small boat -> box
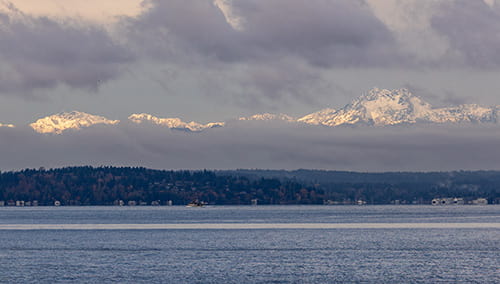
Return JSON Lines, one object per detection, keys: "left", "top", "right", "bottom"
{"left": 186, "top": 200, "right": 206, "bottom": 207}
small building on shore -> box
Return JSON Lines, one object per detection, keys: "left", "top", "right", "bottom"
{"left": 432, "top": 198, "right": 464, "bottom": 205}
{"left": 471, "top": 198, "right": 488, "bottom": 205}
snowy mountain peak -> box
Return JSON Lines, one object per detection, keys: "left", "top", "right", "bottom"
{"left": 0, "top": 123, "right": 15, "bottom": 128}
{"left": 344, "top": 87, "right": 434, "bottom": 126}
{"left": 30, "top": 111, "right": 120, "bottom": 134}
{"left": 431, "top": 104, "right": 497, "bottom": 123}
{"left": 298, "top": 88, "right": 497, "bottom": 127}
{"left": 18, "top": 88, "right": 500, "bottom": 134}
{"left": 297, "top": 108, "right": 336, "bottom": 125}
{"left": 128, "top": 113, "right": 225, "bottom": 132}
{"left": 239, "top": 113, "right": 295, "bottom": 122}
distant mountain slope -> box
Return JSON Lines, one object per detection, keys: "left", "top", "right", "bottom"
{"left": 26, "top": 88, "right": 500, "bottom": 134}
{"left": 220, "top": 169, "right": 453, "bottom": 184}
{"left": 297, "top": 108, "right": 336, "bottom": 125}
{"left": 220, "top": 169, "right": 500, "bottom": 202}
{"left": 0, "top": 123, "right": 14, "bottom": 128}
{"left": 128, "top": 113, "right": 225, "bottom": 132}
{"left": 297, "top": 88, "right": 498, "bottom": 127}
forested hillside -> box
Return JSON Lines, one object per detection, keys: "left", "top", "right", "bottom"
{"left": 223, "top": 169, "right": 500, "bottom": 204}
{"left": 0, "top": 167, "right": 498, "bottom": 205}
{"left": 0, "top": 167, "right": 322, "bottom": 205}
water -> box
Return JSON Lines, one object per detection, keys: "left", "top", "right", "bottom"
{"left": 0, "top": 206, "right": 498, "bottom": 283}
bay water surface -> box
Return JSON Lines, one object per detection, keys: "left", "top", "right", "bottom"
{"left": 0, "top": 205, "right": 498, "bottom": 283}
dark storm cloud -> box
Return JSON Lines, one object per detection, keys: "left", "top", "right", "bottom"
{"left": 432, "top": 0, "right": 500, "bottom": 68}
{"left": 121, "top": 0, "right": 401, "bottom": 105}
{"left": 127, "top": 0, "right": 500, "bottom": 70}
{"left": 129, "top": 0, "right": 397, "bottom": 66}
{"left": 125, "top": 0, "right": 235, "bottom": 62}
{"left": 2, "top": 122, "right": 500, "bottom": 172}
{"left": 0, "top": 5, "right": 134, "bottom": 96}
{"left": 235, "top": 0, "right": 398, "bottom": 67}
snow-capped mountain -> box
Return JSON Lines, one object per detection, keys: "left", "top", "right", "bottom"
{"left": 128, "top": 113, "right": 225, "bottom": 132}
{"left": 238, "top": 113, "right": 295, "bottom": 122}
{"left": 30, "top": 111, "right": 120, "bottom": 134}
{"left": 297, "top": 88, "right": 498, "bottom": 127}
{"left": 24, "top": 88, "right": 500, "bottom": 135}
{"left": 0, "top": 123, "right": 14, "bottom": 128}
{"left": 430, "top": 104, "right": 497, "bottom": 123}
{"left": 297, "top": 108, "right": 336, "bottom": 125}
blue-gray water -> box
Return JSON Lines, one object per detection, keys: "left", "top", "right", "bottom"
{"left": 0, "top": 206, "right": 498, "bottom": 283}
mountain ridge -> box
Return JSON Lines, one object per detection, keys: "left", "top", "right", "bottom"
{"left": 29, "top": 111, "right": 119, "bottom": 134}
{"left": 128, "top": 113, "right": 225, "bottom": 132}
{"left": 26, "top": 88, "right": 500, "bottom": 134}
{"left": 0, "top": 123, "right": 14, "bottom": 128}
{"left": 298, "top": 88, "right": 498, "bottom": 127}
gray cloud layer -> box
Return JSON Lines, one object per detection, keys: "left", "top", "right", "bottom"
{"left": 127, "top": 0, "right": 500, "bottom": 68}
{"left": 1, "top": 0, "right": 500, "bottom": 101}
{"left": 432, "top": 0, "right": 500, "bottom": 68}
{"left": 129, "top": 0, "right": 396, "bottom": 66}
{"left": 2, "top": 122, "right": 500, "bottom": 172}
{"left": 121, "top": 0, "right": 500, "bottom": 106}
{"left": 0, "top": 3, "right": 134, "bottom": 97}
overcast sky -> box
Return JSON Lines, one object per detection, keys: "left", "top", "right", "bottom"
{"left": 1, "top": 0, "right": 500, "bottom": 171}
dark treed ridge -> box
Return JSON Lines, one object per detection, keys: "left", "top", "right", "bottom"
{"left": 0, "top": 167, "right": 499, "bottom": 205}
{"left": 0, "top": 167, "right": 323, "bottom": 206}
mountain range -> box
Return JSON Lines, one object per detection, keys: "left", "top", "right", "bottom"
{"left": 29, "top": 111, "right": 120, "bottom": 134}
{"left": 6, "top": 88, "right": 499, "bottom": 134}
{"left": 295, "top": 88, "right": 498, "bottom": 127}
{"left": 128, "top": 113, "right": 225, "bottom": 132}
{"left": 0, "top": 123, "right": 14, "bottom": 128}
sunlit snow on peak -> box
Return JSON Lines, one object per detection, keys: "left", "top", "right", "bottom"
{"left": 297, "top": 88, "right": 498, "bottom": 127}
{"left": 30, "top": 111, "right": 119, "bottom": 134}
{"left": 0, "top": 123, "right": 15, "bottom": 128}
{"left": 128, "top": 113, "right": 225, "bottom": 132}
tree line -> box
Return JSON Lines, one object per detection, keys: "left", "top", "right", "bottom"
{"left": 0, "top": 167, "right": 498, "bottom": 205}
{"left": 0, "top": 167, "right": 323, "bottom": 205}
{"left": 223, "top": 169, "right": 500, "bottom": 204}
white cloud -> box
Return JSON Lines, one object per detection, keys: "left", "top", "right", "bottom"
{"left": 483, "top": 0, "right": 496, "bottom": 8}
{"left": 366, "top": 0, "right": 453, "bottom": 63}
{"left": 213, "top": 0, "right": 245, "bottom": 31}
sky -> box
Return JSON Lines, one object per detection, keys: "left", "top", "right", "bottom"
{"left": 1, "top": 0, "right": 500, "bottom": 171}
